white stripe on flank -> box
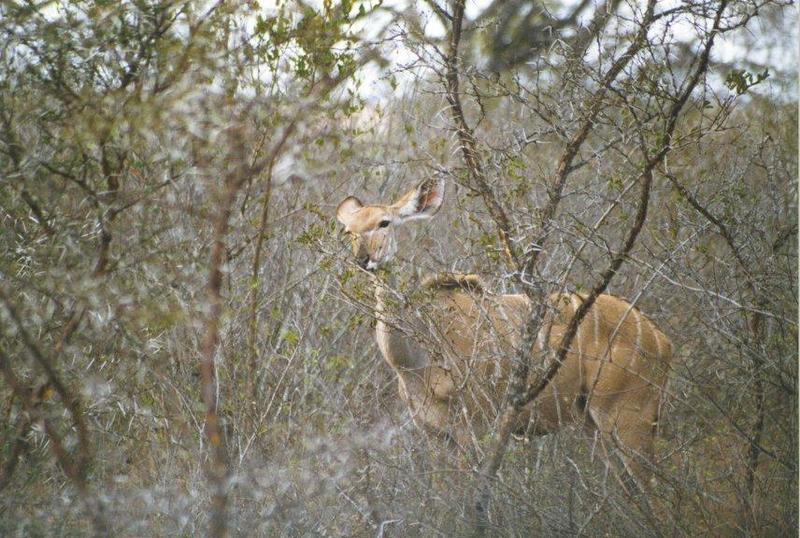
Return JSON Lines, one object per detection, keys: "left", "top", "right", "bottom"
{"left": 652, "top": 321, "right": 663, "bottom": 357}
{"left": 536, "top": 324, "right": 547, "bottom": 351}
{"left": 593, "top": 305, "right": 600, "bottom": 348}
{"left": 570, "top": 295, "right": 583, "bottom": 357}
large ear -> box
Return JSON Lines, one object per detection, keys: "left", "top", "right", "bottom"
{"left": 392, "top": 175, "right": 445, "bottom": 220}
{"left": 336, "top": 196, "right": 363, "bottom": 227}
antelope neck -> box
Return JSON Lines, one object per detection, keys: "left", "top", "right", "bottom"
{"left": 369, "top": 269, "right": 427, "bottom": 372}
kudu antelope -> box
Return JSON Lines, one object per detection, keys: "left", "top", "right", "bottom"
{"left": 336, "top": 176, "right": 672, "bottom": 483}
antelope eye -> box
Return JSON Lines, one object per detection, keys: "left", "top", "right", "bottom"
{"left": 378, "top": 220, "right": 391, "bottom": 228}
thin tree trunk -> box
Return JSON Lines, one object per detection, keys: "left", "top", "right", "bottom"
{"left": 199, "top": 172, "right": 241, "bottom": 538}
{"left": 248, "top": 175, "right": 274, "bottom": 401}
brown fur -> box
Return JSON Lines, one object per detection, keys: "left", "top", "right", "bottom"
{"left": 380, "top": 286, "right": 672, "bottom": 483}
{"left": 337, "top": 178, "right": 673, "bottom": 484}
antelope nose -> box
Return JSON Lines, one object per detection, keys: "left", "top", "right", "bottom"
{"left": 358, "top": 255, "right": 370, "bottom": 269}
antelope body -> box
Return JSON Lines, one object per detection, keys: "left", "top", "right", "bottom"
{"left": 337, "top": 177, "right": 672, "bottom": 480}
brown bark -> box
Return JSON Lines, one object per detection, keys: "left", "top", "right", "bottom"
{"left": 199, "top": 127, "right": 248, "bottom": 537}
{"left": 444, "top": 0, "right": 520, "bottom": 272}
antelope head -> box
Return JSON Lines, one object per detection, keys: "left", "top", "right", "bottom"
{"left": 336, "top": 176, "right": 445, "bottom": 271}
